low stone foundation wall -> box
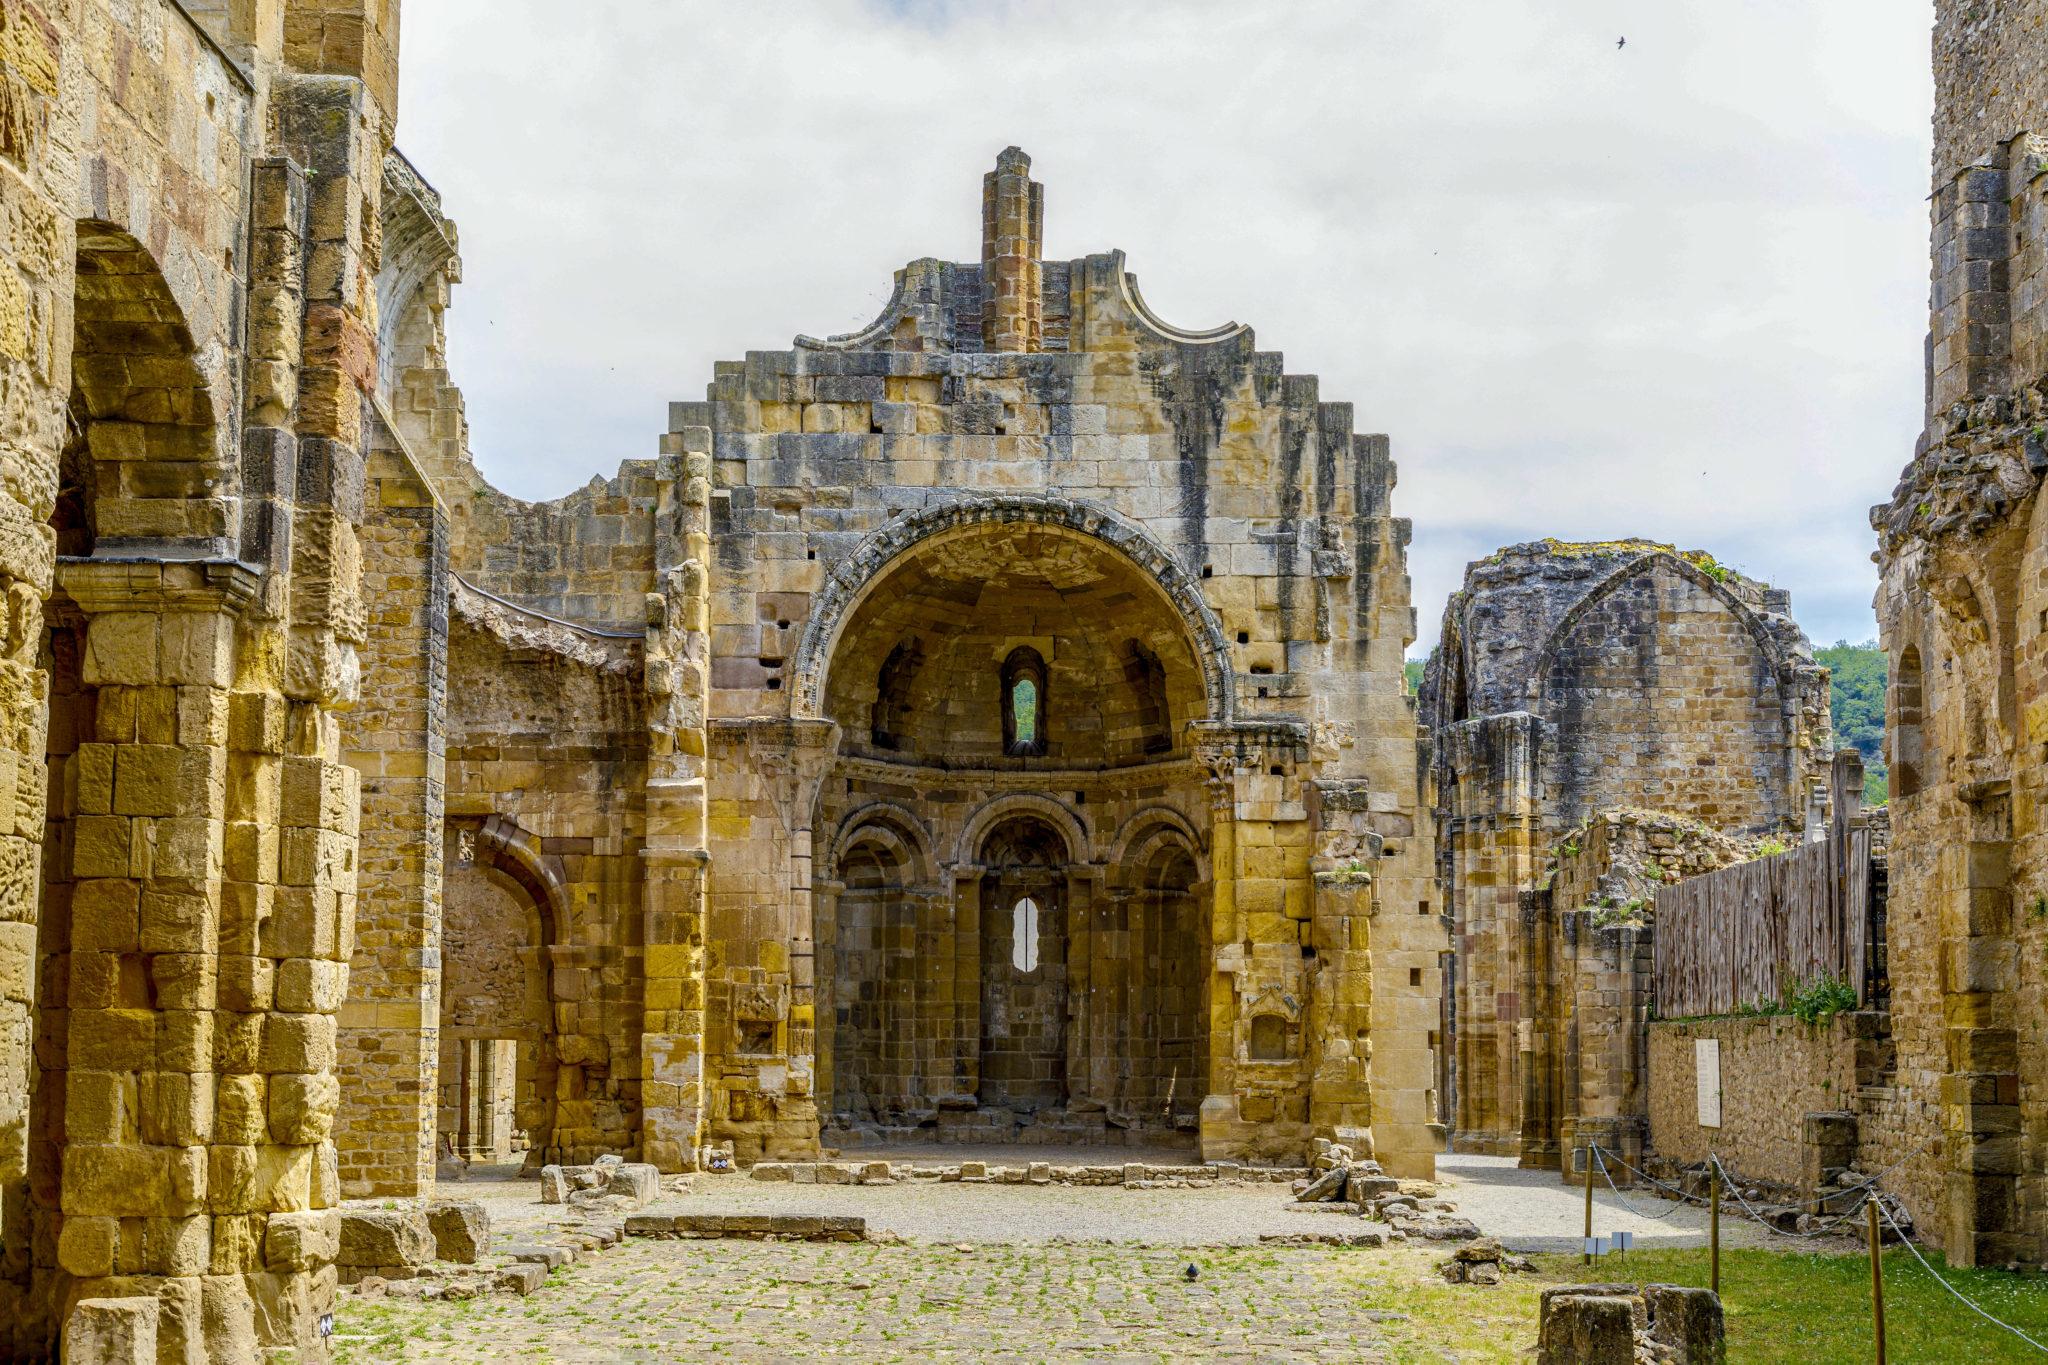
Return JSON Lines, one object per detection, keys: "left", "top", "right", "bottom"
{"left": 1647, "top": 1015, "right": 1884, "bottom": 1189}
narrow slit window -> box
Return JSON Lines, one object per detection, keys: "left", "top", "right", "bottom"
{"left": 1012, "top": 677, "right": 1037, "bottom": 746}
{"left": 1001, "top": 646, "right": 1048, "bottom": 757}
{"left": 1013, "top": 897, "right": 1040, "bottom": 973}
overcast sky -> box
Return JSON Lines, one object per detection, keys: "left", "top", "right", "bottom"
{"left": 395, "top": 0, "right": 1934, "bottom": 655}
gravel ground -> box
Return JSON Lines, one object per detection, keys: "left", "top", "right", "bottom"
{"left": 426, "top": 1148, "right": 1861, "bottom": 1255}
{"left": 1433, "top": 1153, "right": 1868, "bottom": 1255}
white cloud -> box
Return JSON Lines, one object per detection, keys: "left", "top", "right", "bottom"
{"left": 395, "top": 0, "right": 1933, "bottom": 652}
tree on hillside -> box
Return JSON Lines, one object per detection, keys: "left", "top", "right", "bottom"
{"left": 1817, "top": 640, "right": 1888, "bottom": 805}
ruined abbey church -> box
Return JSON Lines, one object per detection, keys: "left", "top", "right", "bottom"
{"left": 0, "top": 4, "right": 1453, "bottom": 1356}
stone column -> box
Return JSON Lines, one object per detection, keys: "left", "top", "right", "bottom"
{"left": 810, "top": 878, "right": 842, "bottom": 1123}
{"left": 1198, "top": 767, "right": 1241, "bottom": 1157}
{"left": 949, "top": 867, "right": 985, "bottom": 1105}
{"left": 640, "top": 428, "right": 713, "bottom": 1172}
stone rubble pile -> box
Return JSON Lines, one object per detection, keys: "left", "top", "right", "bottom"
{"left": 1290, "top": 1149, "right": 1480, "bottom": 1241}
{"left": 540, "top": 1153, "right": 663, "bottom": 1211}
{"left": 1436, "top": 1237, "right": 1535, "bottom": 1284}
{"left": 1535, "top": 1283, "right": 1725, "bottom": 1365}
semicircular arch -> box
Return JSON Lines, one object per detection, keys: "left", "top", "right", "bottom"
{"left": 953, "top": 792, "right": 1090, "bottom": 868}
{"left": 789, "top": 496, "right": 1235, "bottom": 727}
{"left": 1105, "top": 805, "right": 1208, "bottom": 883}
{"left": 829, "top": 801, "right": 939, "bottom": 887}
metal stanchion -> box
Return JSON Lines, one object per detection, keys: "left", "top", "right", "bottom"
{"left": 1583, "top": 1143, "right": 1597, "bottom": 1266}
{"left": 1868, "top": 1196, "right": 1888, "bottom": 1365}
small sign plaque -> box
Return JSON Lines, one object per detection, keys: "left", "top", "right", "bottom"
{"left": 1696, "top": 1038, "right": 1722, "bottom": 1128}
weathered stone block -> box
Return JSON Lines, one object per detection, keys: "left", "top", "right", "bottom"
{"left": 1646, "top": 1284, "right": 1725, "bottom": 1364}
{"left": 426, "top": 1201, "right": 491, "bottom": 1262}
{"left": 265, "top": 1209, "right": 341, "bottom": 1272}
{"left": 63, "top": 1296, "right": 158, "bottom": 1365}
{"left": 606, "top": 1163, "right": 659, "bottom": 1204}
{"left": 336, "top": 1210, "right": 432, "bottom": 1269}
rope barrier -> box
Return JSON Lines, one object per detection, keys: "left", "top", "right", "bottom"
{"left": 1712, "top": 1156, "right": 1874, "bottom": 1241}
{"left": 1879, "top": 1204, "right": 2048, "bottom": 1355}
{"left": 1592, "top": 1147, "right": 1697, "bottom": 1222}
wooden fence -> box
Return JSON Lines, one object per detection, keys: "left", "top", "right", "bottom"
{"left": 1652, "top": 830, "right": 1872, "bottom": 1018}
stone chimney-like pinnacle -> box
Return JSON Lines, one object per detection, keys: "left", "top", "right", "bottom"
{"left": 981, "top": 147, "right": 1043, "bottom": 353}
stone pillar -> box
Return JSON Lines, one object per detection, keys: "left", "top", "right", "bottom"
{"left": 334, "top": 440, "right": 448, "bottom": 1198}
{"left": 1940, "top": 795, "right": 2025, "bottom": 1266}
{"left": 56, "top": 559, "right": 353, "bottom": 1361}
{"left": 1307, "top": 870, "right": 1375, "bottom": 1155}
{"left": 950, "top": 867, "right": 984, "bottom": 1105}
{"left": 1199, "top": 772, "right": 1241, "bottom": 1156}
{"left": 811, "top": 878, "right": 842, "bottom": 1120}
{"left": 980, "top": 147, "right": 1043, "bottom": 354}
{"left": 640, "top": 427, "right": 714, "bottom": 1172}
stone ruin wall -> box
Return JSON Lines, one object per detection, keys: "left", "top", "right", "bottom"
{"left": 1423, "top": 541, "right": 1829, "bottom": 1170}
{"left": 0, "top": 1, "right": 405, "bottom": 1358}
{"left": 1867, "top": 0, "right": 2048, "bottom": 1264}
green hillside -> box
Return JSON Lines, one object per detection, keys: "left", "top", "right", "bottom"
{"left": 1405, "top": 659, "right": 1425, "bottom": 695}
{"left": 1817, "top": 640, "right": 1888, "bottom": 805}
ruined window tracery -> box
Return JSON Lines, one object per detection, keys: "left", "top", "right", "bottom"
{"left": 1002, "top": 646, "right": 1048, "bottom": 756}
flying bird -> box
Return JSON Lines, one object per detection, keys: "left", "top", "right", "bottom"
{"left": 1617, "top": 36, "right": 1626, "bottom": 49}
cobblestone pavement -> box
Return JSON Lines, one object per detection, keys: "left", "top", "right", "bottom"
{"left": 332, "top": 1238, "right": 1542, "bottom": 1364}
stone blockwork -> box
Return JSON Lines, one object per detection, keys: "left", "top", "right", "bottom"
{"left": 1421, "top": 541, "right": 1829, "bottom": 1171}
{"left": 0, "top": 1, "right": 404, "bottom": 1359}
{"left": 317, "top": 146, "right": 1448, "bottom": 1195}
{"left": 1867, "top": 0, "right": 2048, "bottom": 1266}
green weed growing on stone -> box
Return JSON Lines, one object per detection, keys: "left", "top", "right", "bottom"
{"left": 1785, "top": 971, "right": 1858, "bottom": 1025}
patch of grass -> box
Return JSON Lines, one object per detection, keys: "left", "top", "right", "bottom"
{"left": 1544, "top": 1246, "right": 2048, "bottom": 1365}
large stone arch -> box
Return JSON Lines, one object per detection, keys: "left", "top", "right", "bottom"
{"left": 61, "top": 221, "right": 230, "bottom": 559}
{"left": 1527, "top": 551, "right": 1798, "bottom": 700}
{"left": 828, "top": 800, "right": 940, "bottom": 888}
{"left": 789, "top": 496, "right": 1235, "bottom": 727}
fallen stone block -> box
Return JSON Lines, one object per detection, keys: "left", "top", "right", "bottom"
{"left": 860, "top": 1161, "right": 893, "bottom": 1184}
{"left": 65, "top": 1297, "right": 158, "bottom": 1365}
{"left": 1414, "top": 1219, "right": 1484, "bottom": 1241}
{"left": 606, "top": 1162, "right": 661, "bottom": 1203}
{"left": 500, "top": 1244, "right": 572, "bottom": 1270}
{"left": 595, "top": 1153, "right": 624, "bottom": 1168}
{"left": 494, "top": 1264, "right": 547, "bottom": 1297}
{"left": 540, "top": 1165, "right": 569, "bottom": 1203}
{"left": 1028, "top": 1162, "right": 1051, "bottom": 1184}
{"left": 339, "top": 1211, "right": 433, "bottom": 1272}
{"left": 1296, "top": 1165, "right": 1347, "bottom": 1202}
{"left": 1453, "top": 1237, "right": 1506, "bottom": 1263}
{"left": 427, "top": 1201, "right": 492, "bottom": 1263}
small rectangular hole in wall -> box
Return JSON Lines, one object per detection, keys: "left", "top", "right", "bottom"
{"left": 1428, "top": 1030, "right": 1441, "bottom": 1048}
{"left": 1409, "top": 967, "right": 1422, "bottom": 986}
{"left": 1074, "top": 791, "right": 1086, "bottom": 805}
{"left": 766, "top": 678, "right": 782, "bottom": 690}
{"left": 1257, "top": 687, "right": 1268, "bottom": 698}
{"left": 1418, "top": 900, "right": 1430, "bottom": 915}
{"left": 1249, "top": 664, "right": 1273, "bottom": 675}
{"left": 737, "top": 1019, "right": 777, "bottom": 1055}
{"left": 808, "top": 549, "right": 817, "bottom": 560}
{"left": 1201, "top": 565, "right": 1213, "bottom": 578}
{"left": 758, "top": 658, "right": 784, "bottom": 669}
{"left": 1236, "top": 631, "right": 1249, "bottom": 644}
{"left": 1269, "top": 766, "right": 1284, "bottom": 776}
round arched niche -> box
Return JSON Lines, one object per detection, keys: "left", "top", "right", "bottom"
{"left": 819, "top": 518, "right": 1210, "bottom": 769}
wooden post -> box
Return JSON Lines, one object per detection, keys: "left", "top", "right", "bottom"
{"left": 1868, "top": 1196, "right": 1888, "bottom": 1365}
{"left": 1583, "top": 1141, "right": 1597, "bottom": 1265}
{"left": 1709, "top": 1160, "right": 1721, "bottom": 1296}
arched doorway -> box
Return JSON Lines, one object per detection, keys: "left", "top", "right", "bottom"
{"left": 977, "top": 815, "right": 1071, "bottom": 1113}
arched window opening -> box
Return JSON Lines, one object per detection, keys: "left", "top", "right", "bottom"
{"left": 870, "top": 635, "right": 924, "bottom": 751}
{"left": 1002, "top": 646, "right": 1048, "bottom": 757}
{"left": 1248, "top": 1014, "right": 1290, "bottom": 1061}
{"left": 1013, "top": 896, "right": 1040, "bottom": 972}
{"left": 1123, "top": 639, "right": 1173, "bottom": 755}
{"left": 1892, "top": 644, "right": 1923, "bottom": 799}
